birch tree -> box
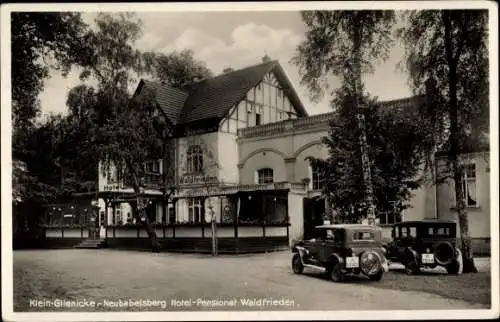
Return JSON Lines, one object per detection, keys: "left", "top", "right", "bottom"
{"left": 292, "top": 10, "right": 396, "bottom": 223}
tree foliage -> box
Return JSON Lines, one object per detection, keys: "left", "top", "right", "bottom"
{"left": 11, "top": 12, "right": 89, "bottom": 210}
{"left": 398, "top": 10, "right": 489, "bottom": 152}
{"left": 142, "top": 49, "right": 213, "bottom": 88}
{"left": 292, "top": 10, "right": 395, "bottom": 102}
{"left": 11, "top": 12, "right": 87, "bottom": 130}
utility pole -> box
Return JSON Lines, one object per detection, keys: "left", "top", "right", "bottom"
{"left": 352, "top": 15, "right": 376, "bottom": 225}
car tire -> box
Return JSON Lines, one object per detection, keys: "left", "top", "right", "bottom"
{"left": 292, "top": 254, "right": 304, "bottom": 274}
{"left": 369, "top": 270, "right": 384, "bottom": 281}
{"left": 446, "top": 259, "right": 460, "bottom": 275}
{"left": 328, "top": 262, "right": 345, "bottom": 282}
{"left": 404, "top": 264, "right": 420, "bottom": 275}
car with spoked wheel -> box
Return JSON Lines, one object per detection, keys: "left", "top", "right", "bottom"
{"left": 384, "top": 220, "right": 463, "bottom": 275}
{"left": 291, "top": 224, "right": 389, "bottom": 282}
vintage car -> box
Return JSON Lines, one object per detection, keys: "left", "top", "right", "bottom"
{"left": 384, "top": 220, "right": 462, "bottom": 275}
{"left": 291, "top": 224, "right": 389, "bottom": 282}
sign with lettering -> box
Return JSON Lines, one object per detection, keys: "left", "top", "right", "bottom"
{"left": 179, "top": 175, "right": 218, "bottom": 185}
{"left": 102, "top": 184, "right": 124, "bottom": 191}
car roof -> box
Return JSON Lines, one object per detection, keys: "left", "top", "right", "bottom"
{"left": 393, "top": 219, "right": 456, "bottom": 226}
{"left": 315, "top": 224, "right": 382, "bottom": 230}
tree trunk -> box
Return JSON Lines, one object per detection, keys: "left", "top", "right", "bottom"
{"left": 443, "top": 11, "right": 477, "bottom": 273}
{"left": 128, "top": 167, "right": 161, "bottom": 252}
{"left": 352, "top": 15, "right": 376, "bottom": 224}
{"left": 132, "top": 200, "right": 161, "bottom": 252}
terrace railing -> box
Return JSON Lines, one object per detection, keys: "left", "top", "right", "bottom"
{"left": 238, "top": 113, "right": 334, "bottom": 138}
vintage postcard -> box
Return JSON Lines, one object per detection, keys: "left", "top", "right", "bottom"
{"left": 1, "top": 1, "right": 498, "bottom": 321}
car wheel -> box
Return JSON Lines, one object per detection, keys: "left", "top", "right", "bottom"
{"left": 369, "top": 270, "right": 384, "bottom": 281}
{"left": 329, "top": 262, "right": 345, "bottom": 282}
{"left": 292, "top": 254, "right": 304, "bottom": 274}
{"left": 446, "top": 259, "right": 460, "bottom": 275}
{"left": 404, "top": 264, "right": 420, "bottom": 275}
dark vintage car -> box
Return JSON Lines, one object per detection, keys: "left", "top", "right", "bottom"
{"left": 291, "top": 224, "right": 389, "bottom": 282}
{"left": 384, "top": 220, "right": 462, "bottom": 275}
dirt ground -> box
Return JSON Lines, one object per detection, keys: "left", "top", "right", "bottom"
{"left": 13, "top": 249, "right": 491, "bottom": 312}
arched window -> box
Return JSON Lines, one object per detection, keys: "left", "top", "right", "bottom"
{"left": 257, "top": 168, "right": 274, "bottom": 184}
{"left": 187, "top": 145, "right": 203, "bottom": 173}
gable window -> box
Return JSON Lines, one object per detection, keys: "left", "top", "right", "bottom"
{"left": 187, "top": 197, "right": 203, "bottom": 223}
{"left": 311, "top": 165, "right": 325, "bottom": 191}
{"left": 461, "top": 163, "right": 477, "bottom": 206}
{"left": 257, "top": 168, "right": 274, "bottom": 184}
{"left": 187, "top": 145, "right": 203, "bottom": 173}
{"left": 255, "top": 113, "right": 262, "bottom": 125}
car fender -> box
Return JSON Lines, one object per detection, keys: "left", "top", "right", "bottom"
{"left": 403, "top": 247, "right": 419, "bottom": 266}
{"left": 375, "top": 251, "right": 390, "bottom": 272}
{"left": 328, "top": 253, "right": 344, "bottom": 266}
{"left": 293, "top": 246, "right": 308, "bottom": 265}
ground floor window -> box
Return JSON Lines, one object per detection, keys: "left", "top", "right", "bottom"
{"left": 188, "top": 197, "right": 203, "bottom": 223}
{"left": 264, "top": 197, "right": 288, "bottom": 224}
{"left": 461, "top": 163, "right": 477, "bottom": 207}
{"left": 238, "top": 195, "right": 288, "bottom": 224}
{"left": 116, "top": 209, "right": 122, "bottom": 225}
{"left": 377, "top": 212, "right": 402, "bottom": 225}
{"left": 168, "top": 205, "right": 176, "bottom": 224}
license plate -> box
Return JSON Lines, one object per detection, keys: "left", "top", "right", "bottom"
{"left": 422, "top": 253, "right": 434, "bottom": 264}
{"left": 346, "top": 256, "right": 359, "bottom": 268}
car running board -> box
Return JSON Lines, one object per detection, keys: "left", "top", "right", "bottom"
{"left": 303, "top": 263, "right": 327, "bottom": 272}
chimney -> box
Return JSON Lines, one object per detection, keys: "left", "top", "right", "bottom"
{"left": 262, "top": 53, "right": 271, "bottom": 63}
{"left": 223, "top": 67, "right": 234, "bottom": 74}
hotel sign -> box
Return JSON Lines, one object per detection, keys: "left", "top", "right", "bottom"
{"left": 102, "top": 183, "right": 125, "bottom": 191}
{"left": 179, "top": 175, "right": 218, "bottom": 185}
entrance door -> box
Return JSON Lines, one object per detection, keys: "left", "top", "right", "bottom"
{"left": 303, "top": 197, "right": 325, "bottom": 239}
{"left": 145, "top": 202, "right": 156, "bottom": 223}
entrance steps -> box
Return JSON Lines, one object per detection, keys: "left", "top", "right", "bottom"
{"left": 74, "top": 238, "right": 106, "bottom": 249}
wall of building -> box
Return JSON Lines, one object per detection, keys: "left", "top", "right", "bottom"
{"left": 238, "top": 123, "right": 329, "bottom": 184}
{"left": 402, "top": 161, "right": 438, "bottom": 222}
{"left": 177, "top": 132, "right": 219, "bottom": 178}
{"left": 217, "top": 132, "right": 239, "bottom": 185}
{"left": 436, "top": 152, "right": 491, "bottom": 240}
{"left": 288, "top": 192, "right": 304, "bottom": 245}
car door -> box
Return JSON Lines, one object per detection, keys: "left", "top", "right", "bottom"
{"left": 317, "top": 229, "right": 337, "bottom": 263}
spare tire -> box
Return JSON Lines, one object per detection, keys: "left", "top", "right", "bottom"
{"left": 433, "top": 242, "right": 455, "bottom": 265}
{"left": 360, "top": 251, "right": 382, "bottom": 276}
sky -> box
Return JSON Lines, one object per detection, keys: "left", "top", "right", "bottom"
{"left": 39, "top": 11, "right": 413, "bottom": 118}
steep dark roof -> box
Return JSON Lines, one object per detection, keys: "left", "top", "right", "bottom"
{"left": 138, "top": 60, "right": 308, "bottom": 126}
{"left": 137, "top": 79, "right": 188, "bottom": 125}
